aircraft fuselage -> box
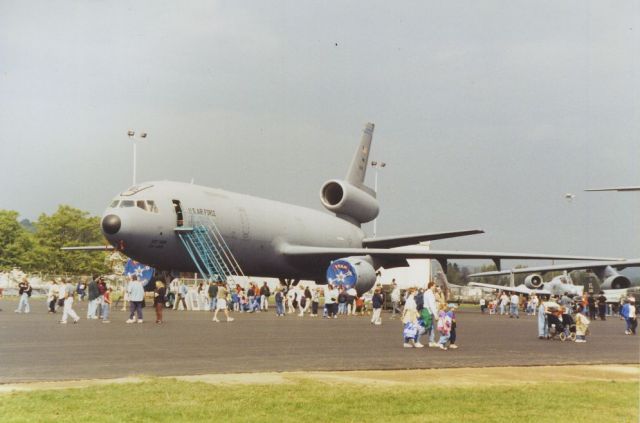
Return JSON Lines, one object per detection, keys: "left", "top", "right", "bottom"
{"left": 101, "top": 181, "right": 364, "bottom": 281}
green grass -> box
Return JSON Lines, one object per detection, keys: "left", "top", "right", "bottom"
{"left": 0, "top": 379, "right": 637, "bottom": 422}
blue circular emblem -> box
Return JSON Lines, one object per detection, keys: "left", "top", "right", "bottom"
{"left": 326, "top": 259, "right": 357, "bottom": 288}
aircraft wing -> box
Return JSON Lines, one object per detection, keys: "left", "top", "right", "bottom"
{"left": 468, "top": 281, "right": 549, "bottom": 295}
{"left": 361, "top": 229, "right": 484, "bottom": 249}
{"left": 280, "top": 244, "right": 622, "bottom": 269}
{"left": 469, "top": 258, "right": 640, "bottom": 277}
{"left": 585, "top": 186, "right": 640, "bottom": 192}
{"left": 61, "top": 245, "right": 115, "bottom": 251}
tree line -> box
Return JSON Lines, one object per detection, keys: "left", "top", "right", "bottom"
{"left": 0, "top": 205, "right": 110, "bottom": 275}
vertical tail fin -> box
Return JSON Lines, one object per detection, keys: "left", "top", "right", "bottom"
{"left": 345, "top": 123, "right": 375, "bottom": 189}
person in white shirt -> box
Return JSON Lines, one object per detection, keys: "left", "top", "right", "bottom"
{"left": 423, "top": 282, "right": 439, "bottom": 347}
{"left": 287, "top": 286, "right": 297, "bottom": 314}
{"left": 401, "top": 288, "right": 423, "bottom": 348}
{"left": 530, "top": 295, "right": 539, "bottom": 316}
{"left": 324, "top": 284, "right": 339, "bottom": 318}
{"left": 47, "top": 281, "right": 59, "bottom": 314}
{"left": 390, "top": 280, "right": 401, "bottom": 318}
{"left": 126, "top": 276, "right": 145, "bottom": 323}
{"left": 510, "top": 293, "right": 520, "bottom": 319}
{"left": 346, "top": 287, "right": 357, "bottom": 316}
{"left": 59, "top": 280, "right": 80, "bottom": 324}
{"left": 499, "top": 293, "right": 509, "bottom": 315}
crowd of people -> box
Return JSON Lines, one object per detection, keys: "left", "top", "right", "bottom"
{"left": 400, "top": 282, "right": 457, "bottom": 350}
{"left": 10, "top": 275, "right": 640, "bottom": 349}
{"left": 24, "top": 276, "right": 395, "bottom": 326}
{"left": 479, "top": 290, "right": 638, "bottom": 343}
{"left": 481, "top": 291, "right": 619, "bottom": 322}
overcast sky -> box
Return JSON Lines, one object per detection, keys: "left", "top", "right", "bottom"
{"left": 1, "top": 1, "right": 638, "bottom": 264}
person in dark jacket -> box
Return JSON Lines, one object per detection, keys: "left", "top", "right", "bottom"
{"left": 87, "top": 277, "right": 101, "bottom": 319}
{"left": 260, "top": 282, "right": 271, "bottom": 311}
{"left": 587, "top": 293, "right": 597, "bottom": 320}
{"left": 371, "top": 287, "right": 383, "bottom": 325}
{"left": 154, "top": 281, "right": 167, "bottom": 323}
{"left": 597, "top": 292, "right": 607, "bottom": 321}
{"left": 208, "top": 282, "right": 218, "bottom": 312}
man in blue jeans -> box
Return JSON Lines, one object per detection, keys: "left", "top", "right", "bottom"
{"left": 208, "top": 281, "right": 218, "bottom": 312}
{"left": 126, "top": 276, "right": 145, "bottom": 323}
{"left": 274, "top": 288, "right": 285, "bottom": 316}
{"left": 510, "top": 293, "right": 520, "bottom": 319}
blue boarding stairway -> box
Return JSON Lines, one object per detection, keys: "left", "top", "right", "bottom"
{"left": 175, "top": 216, "right": 246, "bottom": 288}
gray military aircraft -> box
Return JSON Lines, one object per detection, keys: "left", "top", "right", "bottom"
{"left": 87, "top": 123, "right": 621, "bottom": 295}
{"left": 469, "top": 259, "right": 640, "bottom": 300}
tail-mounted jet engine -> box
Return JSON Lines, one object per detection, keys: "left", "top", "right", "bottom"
{"left": 320, "top": 180, "right": 379, "bottom": 224}
{"left": 326, "top": 257, "right": 377, "bottom": 296}
{"left": 524, "top": 274, "right": 544, "bottom": 290}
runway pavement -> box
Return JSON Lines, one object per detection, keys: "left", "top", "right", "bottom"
{"left": 0, "top": 299, "right": 638, "bottom": 383}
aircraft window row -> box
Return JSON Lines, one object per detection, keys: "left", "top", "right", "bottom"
{"left": 110, "top": 200, "right": 159, "bottom": 213}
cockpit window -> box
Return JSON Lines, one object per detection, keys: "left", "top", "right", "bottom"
{"left": 147, "top": 200, "right": 158, "bottom": 213}
{"left": 121, "top": 184, "right": 153, "bottom": 196}
{"left": 116, "top": 199, "right": 158, "bottom": 213}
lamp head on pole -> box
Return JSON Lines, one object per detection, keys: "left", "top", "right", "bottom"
{"left": 127, "top": 130, "right": 135, "bottom": 138}
{"left": 140, "top": 132, "right": 147, "bottom": 139}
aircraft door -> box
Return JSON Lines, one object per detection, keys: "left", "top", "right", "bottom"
{"left": 172, "top": 200, "right": 184, "bottom": 227}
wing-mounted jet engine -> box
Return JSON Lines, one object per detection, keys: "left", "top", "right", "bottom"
{"left": 326, "top": 257, "right": 377, "bottom": 295}
{"left": 601, "top": 275, "right": 631, "bottom": 290}
{"left": 598, "top": 266, "right": 631, "bottom": 290}
{"left": 524, "top": 274, "right": 544, "bottom": 289}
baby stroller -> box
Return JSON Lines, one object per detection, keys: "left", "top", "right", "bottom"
{"left": 547, "top": 312, "right": 576, "bottom": 341}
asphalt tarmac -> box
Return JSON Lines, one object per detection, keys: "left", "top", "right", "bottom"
{"left": 0, "top": 299, "right": 638, "bottom": 383}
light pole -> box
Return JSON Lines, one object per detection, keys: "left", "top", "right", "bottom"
{"left": 370, "top": 160, "right": 386, "bottom": 238}
{"left": 128, "top": 130, "right": 147, "bottom": 185}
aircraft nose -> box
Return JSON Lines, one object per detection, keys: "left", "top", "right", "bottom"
{"left": 102, "top": 214, "right": 121, "bottom": 235}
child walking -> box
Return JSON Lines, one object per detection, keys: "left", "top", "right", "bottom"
{"left": 437, "top": 303, "right": 452, "bottom": 350}
{"left": 275, "top": 287, "right": 285, "bottom": 317}
{"left": 101, "top": 287, "right": 112, "bottom": 323}
{"left": 402, "top": 288, "right": 423, "bottom": 348}
{"left": 447, "top": 304, "right": 458, "bottom": 349}
{"left": 574, "top": 305, "right": 590, "bottom": 343}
